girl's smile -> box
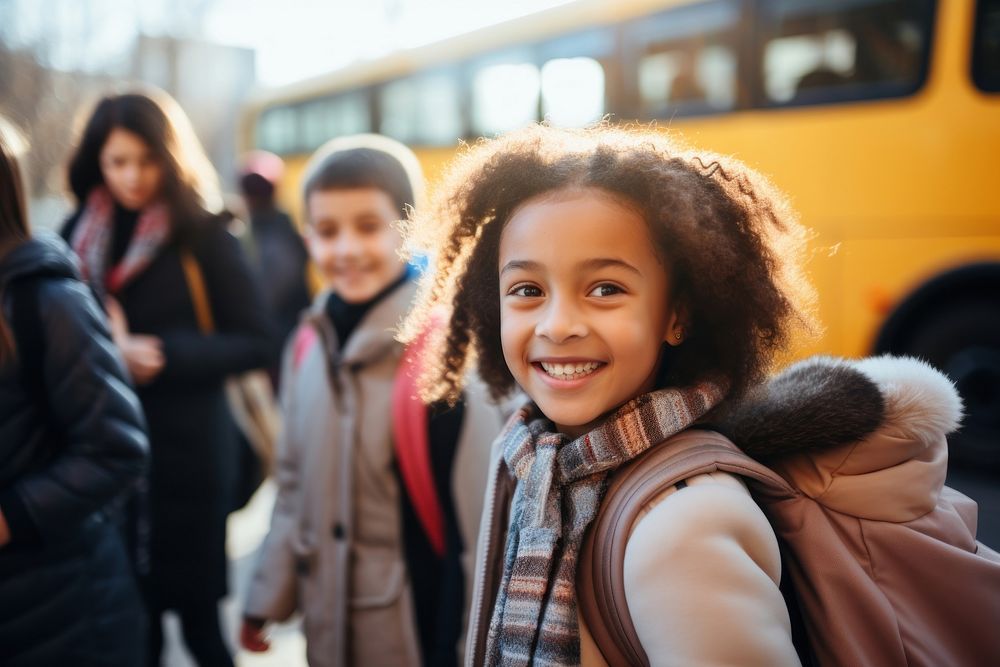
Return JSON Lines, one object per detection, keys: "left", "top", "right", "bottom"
{"left": 533, "top": 358, "right": 607, "bottom": 387}
{"left": 498, "top": 187, "right": 684, "bottom": 438}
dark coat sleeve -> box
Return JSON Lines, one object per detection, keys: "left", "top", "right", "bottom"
{"left": 157, "top": 220, "right": 278, "bottom": 383}
{"left": 0, "top": 278, "right": 149, "bottom": 544}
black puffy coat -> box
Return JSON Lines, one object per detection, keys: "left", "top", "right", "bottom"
{"left": 62, "top": 209, "right": 276, "bottom": 607}
{"left": 0, "top": 233, "right": 149, "bottom": 666}
{"left": 247, "top": 206, "right": 310, "bottom": 350}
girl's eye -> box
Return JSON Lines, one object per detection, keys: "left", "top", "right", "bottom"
{"left": 588, "top": 283, "right": 624, "bottom": 297}
{"left": 509, "top": 284, "right": 543, "bottom": 298}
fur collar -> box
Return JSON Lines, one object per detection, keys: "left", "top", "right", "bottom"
{"left": 716, "top": 355, "right": 963, "bottom": 461}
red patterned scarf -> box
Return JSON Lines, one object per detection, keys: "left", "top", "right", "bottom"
{"left": 69, "top": 187, "right": 170, "bottom": 297}
{"left": 485, "top": 381, "right": 725, "bottom": 666}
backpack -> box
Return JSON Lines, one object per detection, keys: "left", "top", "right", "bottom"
{"left": 577, "top": 428, "right": 1000, "bottom": 667}
{"left": 289, "top": 316, "right": 449, "bottom": 557}
{"left": 180, "top": 248, "right": 279, "bottom": 511}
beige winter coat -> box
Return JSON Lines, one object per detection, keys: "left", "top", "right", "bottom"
{"left": 465, "top": 433, "right": 797, "bottom": 667}
{"left": 244, "top": 281, "right": 506, "bottom": 667}
{"left": 466, "top": 354, "right": 1000, "bottom": 666}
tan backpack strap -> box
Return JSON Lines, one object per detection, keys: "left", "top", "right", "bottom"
{"left": 179, "top": 249, "right": 215, "bottom": 334}
{"left": 578, "top": 429, "right": 794, "bottom": 666}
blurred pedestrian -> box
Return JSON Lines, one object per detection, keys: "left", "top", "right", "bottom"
{"left": 238, "top": 150, "right": 311, "bottom": 370}
{"left": 0, "top": 119, "right": 149, "bottom": 666}
{"left": 240, "top": 135, "right": 506, "bottom": 667}
{"left": 61, "top": 92, "right": 274, "bottom": 667}
{"left": 226, "top": 152, "right": 310, "bottom": 511}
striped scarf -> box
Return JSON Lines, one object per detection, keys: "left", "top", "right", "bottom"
{"left": 69, "top": 187, "right": 170, "bottom": 300}
{"left": 485, "top": 381, "right": 725, "bottom": 666}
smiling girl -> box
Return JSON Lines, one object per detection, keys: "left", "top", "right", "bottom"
{"left": 400, "top": 124, "right": 816, "bottom": 666}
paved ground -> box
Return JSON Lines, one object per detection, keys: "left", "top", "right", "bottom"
{"left": 163, "top": 461, "right": 999, "bottom": 665}
{"left": 164, "top": 480, "right": 306, "bottom": 666}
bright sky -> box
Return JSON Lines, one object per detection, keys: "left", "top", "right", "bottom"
{"left": 0, "top": 0, "right": 575, "bottom": 87}
{"left": 203, "top": 0, "right": 575, "bottom": 86}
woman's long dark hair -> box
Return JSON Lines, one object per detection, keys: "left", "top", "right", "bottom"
{"left": 0, "top": 121, "right": 31, "bottom": 362}
{"left": 67, "top": 92, "right": 221, "bottom": 244}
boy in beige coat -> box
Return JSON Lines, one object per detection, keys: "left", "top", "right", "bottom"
{"left": 240, "top": 136, "right": 505, "bottom": 666}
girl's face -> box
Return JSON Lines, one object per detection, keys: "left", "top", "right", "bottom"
{"left": 498, "top": 187, "right": 683, "bottom": 438}
{"left": 305, "top": 186, "right": 406, "bottom": 304}
{"left": 99, "top": 127, "right": 164, "bottom": 210}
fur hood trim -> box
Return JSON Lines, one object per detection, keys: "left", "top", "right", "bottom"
{"left": 717, "top": 355, "right": 963, "bottom": 461}
{"left": 852, "top": 355, "right": 963, "bottom": 446}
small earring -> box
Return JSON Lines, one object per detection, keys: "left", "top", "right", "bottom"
{"left": 674, "top": 329, "right": 683, "bottom": 342}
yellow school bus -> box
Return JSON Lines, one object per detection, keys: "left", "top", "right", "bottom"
{"left": 241, "top": 0, "right": 1000, "bottom": 464}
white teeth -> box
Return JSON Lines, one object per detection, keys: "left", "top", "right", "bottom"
{"left": 539, "top": 361, "right": 600, "bottom": 379}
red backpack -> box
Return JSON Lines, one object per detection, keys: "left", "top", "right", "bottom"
{"left": 292, "top": 321, "right": 447, "bottom": 556}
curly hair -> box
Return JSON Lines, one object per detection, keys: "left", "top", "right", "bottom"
{"left": 400, "top": 123, "right": 817, "bottom": 405}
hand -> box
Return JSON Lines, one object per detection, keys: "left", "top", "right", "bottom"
{"left": 0, "top": 507, "right": 10, "bottom": 548}
{"left": 119, "top": 334, "right": 165, "bottom": 385}
{"left": 105, "top": 298, "right": 165, "bottom": 384}
{"left": 104, "top": 296, "right": 130, "bottom": 346}
{"left": 240, "top": 617, "right": 270, "bottom": 652}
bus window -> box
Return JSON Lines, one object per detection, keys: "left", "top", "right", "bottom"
{"left": 301, "top": 98, "right": 337, "bottom": 150}
{"left": 541, "top": 57, "right": 605, "bottom": 127}
{"left": 298, "top": 92, "right": 370, "bottom": 152}
{"left": 417, "top": 72, "right": 463, "bottom": 144}
{"left": 538, "top": 27, "right": 615, "bottom": 127}
{"left": 332, "top": 92, "right": 371, "bottom": 137}
{"left": 973, "top": 0, "right": 1000, "bottom": 92}
{"left": 638, "top": 44, "right": 737, "bottom": 113}
{"left": 379, "top": 79, "right": 419, "bottom": 143}
{"left": 628, "top": 0, "right": 741, "bottom": 117}
{"left": 472, "top": 60, "right": 541, "bottom": 136}
{"left": 257, "top": 106, "right": 297, "bottom": 155}
{"left": 758, "top": 0, "right": 934, "bottom": 106}
{"left": 380, "top": 71, "right": 463, "bottom": 145}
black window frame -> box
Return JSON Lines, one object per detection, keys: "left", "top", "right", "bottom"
{"left": 748, "top": 0, "right": 938, "bottom": 110}
{"left": 973, "top": 0, "right": 1000, "bottom": 92}
{"left": 621, "top": 0, "right": 748, "bottom": 120}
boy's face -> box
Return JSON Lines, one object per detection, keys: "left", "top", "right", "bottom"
{"left": 305, "top": 187, "right": 406, "bottom": 304}
{"left": 498, "top": 188, "right": 682, "bottom": 439}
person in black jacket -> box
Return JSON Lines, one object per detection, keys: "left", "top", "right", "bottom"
{"left": 60, "top": 92, "right": 274, "bottom": 667}
{"left": 0, "top": 122, "right": 149, "bottom": 666}
{"left": 238, "top": 151, "right": 311, "bottom": 369}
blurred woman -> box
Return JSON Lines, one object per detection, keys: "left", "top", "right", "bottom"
{"left": 61, "top": 93, "right": 274, "bottom": 667}
{"left": 0, "top": 120, "right": 149, "bottom": 665}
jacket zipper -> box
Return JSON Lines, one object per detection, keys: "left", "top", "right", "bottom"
{"left": 465, "top": 454, "right": 507, "bottom": 666}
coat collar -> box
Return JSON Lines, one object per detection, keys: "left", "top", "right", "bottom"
{"left": 0, "top": 232, "right": 80, "bottom": 290}
{"left": 306, "top": 279, "right": 419, "bottom": 370}
{"left": 716, "top": 355, "right": 962, "bottom": 520}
